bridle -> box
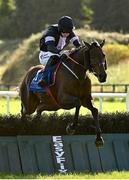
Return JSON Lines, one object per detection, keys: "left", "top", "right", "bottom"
{"left": 66, "top": 46, "right": 94, "bottom": 72}
{"left": 65, "top": 44, "right": 107, "bottom": 75}
{"left": 83, "top": 44, "right": 107, "bottom": 73}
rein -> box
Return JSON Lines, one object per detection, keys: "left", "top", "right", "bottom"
{"left": 66, "top": 45, "right": 105, "bottom": 74}
{"left": 66, "top": 47, "right": 89, "bottom": 70}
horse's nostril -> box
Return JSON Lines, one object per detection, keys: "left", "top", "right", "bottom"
{"left": 99, "top": 73, "right": 107, "bottom": 82}
{"left": 99, "top": 74, "right": 103, "bottom": 79}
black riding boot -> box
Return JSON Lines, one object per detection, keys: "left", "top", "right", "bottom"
{"left": 38, "top": 55, "right": 59, "bottom": 87}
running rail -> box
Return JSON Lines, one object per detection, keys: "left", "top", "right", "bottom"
{"left": 0, "top": 91, "right": 129, "bottom": 114}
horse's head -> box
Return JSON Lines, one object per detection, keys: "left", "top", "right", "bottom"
{"left": 84, "top": 40, "right": 107, "bottom": 83}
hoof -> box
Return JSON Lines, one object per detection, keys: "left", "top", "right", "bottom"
{"left": 95, "top": 137, "right": 104, "bottom": 148}
{"left": 66, "top": 123, "right": 76, "bottom": 135}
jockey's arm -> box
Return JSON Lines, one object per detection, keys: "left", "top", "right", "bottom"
{"left": 68, "top": 31, "right": 81, "bottom": 48}
{"left": 47, "top": 42, "right": 60, "bottom": 54}
{"left": 73, "top": 39, "right": 81, "bottom": 48}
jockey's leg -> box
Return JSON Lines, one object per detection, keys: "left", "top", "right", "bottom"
{"left": 38, "top": 55, "right": 59, "bottom": 86}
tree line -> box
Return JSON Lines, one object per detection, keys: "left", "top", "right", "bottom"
{"left": 0, "top": 0, "right": 129, "bottom": 39}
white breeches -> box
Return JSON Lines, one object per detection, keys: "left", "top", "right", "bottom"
{"left": 39, "top": 51, "right": 59, "bottom": 66}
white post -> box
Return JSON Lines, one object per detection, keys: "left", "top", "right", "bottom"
{"left": 126, "top": 89, "right": 129, "bottom": 112}
{"left": 6, "top": 95, "right": 10, "bottom": 115}
{"left": 98, "top": 97, "right": 103, "bottom": 112}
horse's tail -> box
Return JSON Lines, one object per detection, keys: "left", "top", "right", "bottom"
{"left": 19, "top": 66, "right": 35, "bottom": 97}
{"left": 19, "top": 65, "right": 43, "bottom": 109}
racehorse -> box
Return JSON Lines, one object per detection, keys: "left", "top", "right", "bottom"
{"left": 19, "top": 40, "right": 107, "bottom": 147}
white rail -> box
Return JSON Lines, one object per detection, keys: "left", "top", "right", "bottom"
{"left": 0, "top": 91, "right": 19, "bottom": 115}
{"left": 0, "top": 91, "right": 129, "bottom": 114}
{"left": 92, "top": 92, "right": 129, "bottom": 112}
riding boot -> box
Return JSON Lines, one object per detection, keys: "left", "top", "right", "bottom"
{"left": 38, "top": 56, "right": 58, "bottom": 87}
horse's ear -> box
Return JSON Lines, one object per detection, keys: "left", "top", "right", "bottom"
{"left": 100, "top": 39, "right": 105, "bottom": 47}
{"left": 83, "top": 41, "right": 91, "bottom": 48}
{"left": 81, "top": 40, "right": 85, "bottom": 46}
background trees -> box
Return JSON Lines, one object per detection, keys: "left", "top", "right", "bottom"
{"left": 0, "top": 0, "right": 129, "bottom": 39}
{"left": 90, "top": 0, "right": 129, "bottom": 33}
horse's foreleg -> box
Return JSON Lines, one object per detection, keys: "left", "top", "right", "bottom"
{"left": 59, "top": 93, "right": 81, "bottom": 134}
{"left": 73, "top": 99, "right": 81, "bottom": 126}
{"left": 91, "top": 107, "right": 104, "bottom": 147}
{"left": 91, "top": 107, "right": 101, "bottom": 135}
{"left": 82, "top": 97, "right": 104, "bottom": 147}
{"left": 66, "top": 100, "right": 81, "bottom": 135}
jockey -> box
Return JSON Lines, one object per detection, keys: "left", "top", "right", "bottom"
{"left": 38, "top": 16, "right": 81, "bottom": 86}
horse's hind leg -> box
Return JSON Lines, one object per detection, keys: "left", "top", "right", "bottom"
{"left": 21, "top": 93, "right": 39, "bottom": 118}
{"left": 82, "top": 97, "right": 104, "bottom": 147}
{"left": 21, "top": 103, "right": 27, "bottom": 117}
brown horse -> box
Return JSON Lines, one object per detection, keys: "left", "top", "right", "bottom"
{"left": 19, "top": 40, "right": 107, "bottom": 147}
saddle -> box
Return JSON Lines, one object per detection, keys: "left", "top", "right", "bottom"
{"left": 29, "top": 62, "right": 61, "bottom": 93}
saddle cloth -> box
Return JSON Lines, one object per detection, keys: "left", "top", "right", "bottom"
{"left": 29, "top": 63, "right": 60, "bottom": 93}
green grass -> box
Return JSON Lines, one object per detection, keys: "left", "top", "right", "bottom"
{"left": 0, "top": 97, "right": 126, "bottom": 115}
{"left": 0, "top": 171, "right": 129, "bottom": 179}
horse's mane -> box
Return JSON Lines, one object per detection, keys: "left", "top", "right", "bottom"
{"left": 69, "top": 40, "right": 101, "bottom": 57}
{"left": 69, "top": 46, "right": 85, "bottom": 56}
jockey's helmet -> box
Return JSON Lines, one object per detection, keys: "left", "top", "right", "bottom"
{"left": 58, "top": 16, "right": 74, "bottom": 33}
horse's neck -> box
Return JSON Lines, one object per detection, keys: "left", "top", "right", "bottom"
{"left": 72, "top": 47, "right": 89, "bottom": 67}
{"left": 65, "top": 50, "right": 87, "bottom": 80}
{"left": 70, "top": 48, "right": 90, "bottom": 75}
